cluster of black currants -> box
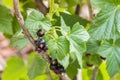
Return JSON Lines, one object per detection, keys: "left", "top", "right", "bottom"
{"left": 35, "top": 29, "right": 48, "bottom": 52}
{"left": 50, "top": 59, "right": 65, "bottom": 74}
{"left": 35, "top": 29, "right": 65, "bottom": 74}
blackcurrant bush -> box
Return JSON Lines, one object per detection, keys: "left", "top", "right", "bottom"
{"left": 37, "top": 29, "right": 44, "bottom": 37}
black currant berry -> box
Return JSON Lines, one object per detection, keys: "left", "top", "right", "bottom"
{"left": 35, "top": 39, "right": 46, "bottom": 48}
{"left": 43, "top": 45, "right": 48, "bottom": 52}
{"left": 52, "top": 59, "right": 58, "bottom": 66}
{"left": 50, "top": 64, "right": 56, "bottom": 70}
{"left": 36, "top": 39, "right": 45, "bottom": 45}
{"left": 37, "top": 29, "right": 44, "bottom": 37}
{"left": 58, "top": 66, "right": 65, "bottom": 73}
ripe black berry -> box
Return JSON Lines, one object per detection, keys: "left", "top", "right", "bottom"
{"left": 36, "top": 39, "right": 45, "bottom": 45}
{"left": 43, "top": 45, "right": 48, "bottom": 52}
{"left": 35, "top": 39, "right": 46, "bottom": 48}
{"left": 58, "top": 66, "right": 65, "bottom": 73}
{"left": 52, "top": 59, "right": 58, "bottom": 66}
{"left": 50, "top": 64, "right": 57, "bottom": 70}
{"left": 37, "top": 29, "right": 44, "bottom": 37}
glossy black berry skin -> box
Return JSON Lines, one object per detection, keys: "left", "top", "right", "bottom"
{"left": 37, "top": 29, "right": 44, "bottom": 37}
{"left": 50, "top": 64, "right": 57, "bottom": 70}
{"left": 52, "top": 59, "right": 58, "bottom": 66}
{"left": 43, "top": 45, "right": 48, "bottom": 52}
{"left": 36, "top": 39, "right": 45, "bottom": 45}
{"left": 35, "top": 39, "right": 46, "bottom": 48}
{"left": 58, "top": 66, "right": 65, "bottom": 73}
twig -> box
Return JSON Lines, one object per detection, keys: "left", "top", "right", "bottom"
{"left": 75, "top": 4, "right": 80, "bottom": 15}
{"left": 34, "top": 0, "right": 48, "bottom": 15}
{"left": 92, "top": 67, "right": 98, "bottom": 80}
{"left": 13, "top": 0, "right": 70, "bottom": 80}
{"left": 87, "top": 0, "right": 93, "bottom": 22}
{"left": 13, "top": 0, "right": 35, "bottom": 46}
{"left": 60, "top": 73, "right": 70, "bottom": 80}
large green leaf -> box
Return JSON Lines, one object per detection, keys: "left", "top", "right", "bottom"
{"left": 27, "top": 54, "right": 46, "bottom": 80}
{"left": 0, "top": 4, "right": 13, "bottom": 35}
{"left": 47, "top": 36, "right": 69, "bottom": 60}
{"left": 2, "top": 57, "right": 28, "bottom": 80}
{"left": 10, "top": 30, "right": 29, "bottom": 50}
{"left": 25, "top": 9, "right": 51, "bottom": 37}
{"left": 97, "top": 39, "right": 120, "bottom": 77}
{"left": 70, "top": 23, "right": 89, "bottom": 66}
{"left": 89, "top": 1, "right": 120, "bottom": 40}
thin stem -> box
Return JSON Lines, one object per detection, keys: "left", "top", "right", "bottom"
{"left": 92, "top": 67, "right": 98, "bottom": 80}
{"left": 13, "top": 0, "right": 35, "bottom": 46}
{"left": 87, "top": 0, "right": 93, "bottom": 22}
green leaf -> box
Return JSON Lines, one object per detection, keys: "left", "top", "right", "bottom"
{"left": 2, "top": 0, "right": 13, "bottom": 8}
{"left": 25, "top": 9, "right": 51, "bottom": 37}
{"left": 70, "top": 23, "right": 89, "bottom": 66}
{"left": 10, "top": 30, "right": 29, "bottom": 50}
{"left": 0, "top": 4, "right": 13, "bottom": 35}
{"left": 91, "top": 0, "right": 120, "bottom": 9}
{"left": 27, "top": 54, "right": 46, "bottom": 80}
{"left": 53, "top": 12, "right": 89, "bottom": 27}
{"left": 89, "top": 2, "right": 120, "bottom": 41}
{"left": 58, "top": 55, "right": 69, "bottom": 69}
{"left": 87, "top": 39, "right": 100, "bottom": 54}
{"left": 47, "top": 36, "right": 69, "bottom": 60}
{"left": 97, "top": 39, "right": 120, "bottom": 77}
{"left": 12, "top": 16, "right": 21, "bottom": 34}
{"left": 2, "top": 57, "right": 28, "bottom": 80}
{"left": 66, "top": 0, "right": 82, "bottom": 7}
{"left": 66, "top": 61, "right": 80, "bottom": 79}
{"left": 60, "top": 17, "right": 70, "bottom": 36}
